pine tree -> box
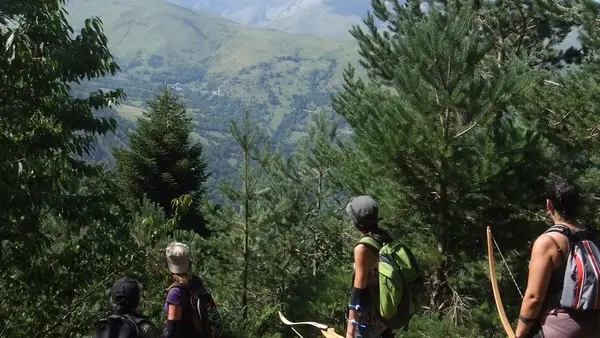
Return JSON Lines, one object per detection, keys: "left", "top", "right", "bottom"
{"left": 199, "top": 111, "right": 271, "bottom": 332}
{"left": 114, "top": 86, "right": 209, "bottom": 235}
{"left": 261, "top": 111, "right": 354, "bottom": 330}
{"left": 200, "top": 112, "right": 353, "bottom": 337}
{"left": 474, "top": 0, "right": 584, "bottom": 66}
{"left": 332, "top": 0, "right": 544, "bottom": 323}
{"left": 523, "top": 0, "right": 600, "bottom": 222}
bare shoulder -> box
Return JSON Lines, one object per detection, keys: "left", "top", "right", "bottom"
{"left": 354, "top": 243, "right": 370, "bottom": 256}
{"left": 354, "top": 243, "right": 377, "bottom": 266}
{"left": 531, "top": 232, "right": 562, "bottom": 256}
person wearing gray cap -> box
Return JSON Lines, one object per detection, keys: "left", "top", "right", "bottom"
{"left": 93, "top": 277, "right": 158, "bottom": 338}
{"left": 344, "top": 196, "right": 394, "bottom": 338}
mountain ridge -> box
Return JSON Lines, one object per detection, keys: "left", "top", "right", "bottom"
{"left": 66, "top": 0, "right": 357, "bottom": 76}
{"left": 166, "top": 0, "right": 375, "bottom": 39}
{"left": 66, "top": 0, "right": 361, "bottom": 151}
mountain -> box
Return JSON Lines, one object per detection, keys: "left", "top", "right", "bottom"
{"left": 66, "top": 0, "right": 358, "bottom": 126}
{"left": 166, "top": 0, "right": 375, "bottom": 39}
{"left": 65, "top": 0, "right": 360, "bottom": 185}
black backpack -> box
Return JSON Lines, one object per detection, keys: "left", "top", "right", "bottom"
{"left": 93, "top": 313, "right": 151, "bottom": 338}
{"left": 168, "top": 275, "right": 224, "bottom": 338}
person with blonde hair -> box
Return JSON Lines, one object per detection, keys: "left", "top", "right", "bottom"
{"left": 161, "top": 242, "right": 223, "bottom": 338}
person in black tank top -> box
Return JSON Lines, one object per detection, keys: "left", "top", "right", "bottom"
{"left": 515, "top": 177, "right": 600, "bottom": 338}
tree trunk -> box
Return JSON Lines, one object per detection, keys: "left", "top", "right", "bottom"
{"left": 431, "top": 108, "right": 451, "bottom": 309}
{"left": 312, "top": 167, "right": 324, "bottom": 291}
{"left": 242, "top": 146, "right": 249, "bottom": 320}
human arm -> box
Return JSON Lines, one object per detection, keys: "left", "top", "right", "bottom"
{"left": 345, "top": 244, "right": 376, "bottom": 338}
{"left": 514, "top": 236, "right": 556, "bottom": 338}
{"left": 163, "top": 288, "right": 184, "bottom": 338}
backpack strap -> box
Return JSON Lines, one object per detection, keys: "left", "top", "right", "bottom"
{"left": 357, "top": 236, "right": 382, "bottom": 254}
{"left": 109, "top": 314, "right": 140, "bottom": 337}
{"left": 544, "top": 224, "right": 573, "bottom": 237}
{"left": 168, "top": 280, "right": 206, "bottom": 335}
{"left": 544, "top": 224, "right": 598, "bottom": 245}
{"left": 127, "top": 314, "right": 152, "bottom": 326}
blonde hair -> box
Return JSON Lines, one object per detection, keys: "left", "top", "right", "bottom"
{"left": 171, "top": 272, "right": 190, "bottom": 285}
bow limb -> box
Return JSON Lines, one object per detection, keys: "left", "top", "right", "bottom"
{"left": 487, "top": 226, "right": 517, "bottom": 338}
{"left": 278, "top": 312, "right": 344, "bottom": 338}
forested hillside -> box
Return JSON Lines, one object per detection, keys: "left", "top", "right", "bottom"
{"left": 64, "top": 0, "right": 360, "bottom": 192}
{"left": 3, "top": 0, "right": 600, "bottom": 338}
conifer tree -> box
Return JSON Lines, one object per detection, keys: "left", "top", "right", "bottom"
{"left": 474, "top": 0, "right": 584, "bottom": 66}
{"left": 200, "top": 112, "right": 353, "bottom": 337}
{"left": 114, "top": 86, "right": 209, "bottom": 235}
{"left": 262, "top": 111, "right": 354, "bottom": 328}
{"left": 332, "top": 0, "right": 544, "bottom": 319}
{"left": 200, "top": 112, "right": 269, "bottom": 327}
{"left": 524, "top": 0, "right": 600, "bottom": 221}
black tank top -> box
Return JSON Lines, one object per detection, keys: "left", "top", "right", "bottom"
{"left": 543, "top": 260, "right": 567, "bottom": 310}
{"left": 542, "top": 229, "right": 569, "bottom": 310}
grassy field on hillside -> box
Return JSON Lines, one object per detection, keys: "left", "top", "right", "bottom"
{"left": 68, "top": 0, "right": 362, "bottom": 186}
{"left": 115, "top": 104, "right": 145, "bottom": 121}
{"left": 66, "top": 0, "right": 360, "bottom": 134}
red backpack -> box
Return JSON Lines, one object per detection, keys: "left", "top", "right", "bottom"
{"left": 544, "top": 224, "right": 600, "bottom": 310}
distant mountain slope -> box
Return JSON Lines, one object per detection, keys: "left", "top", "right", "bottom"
{"left": 66, "top": 0, "right": 357, "bottom": 74}
{"left": 66, "top": 0, "right": 358, "bottom": 129}
{"left": 166, "top": 0, "right": 375, "bottom": 39}
{"left": 67, "top": 0, "right": 361, "bottom": 186}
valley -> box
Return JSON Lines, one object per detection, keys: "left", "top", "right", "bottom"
{"left": 66, "top": 0, "right": 363, "bottom": 192}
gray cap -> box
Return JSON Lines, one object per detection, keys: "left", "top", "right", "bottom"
{"left": 345, "top": 196, "right": 381, "bottom": 228}
{"left": 166, "top": 242, "right": 191, "bottom": 274}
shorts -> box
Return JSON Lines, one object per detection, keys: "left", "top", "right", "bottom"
{"left": 353, "top": 315, "right": 391, "bottom": 338}
{"left": 528, "top": 308, "right": 600, "bottom": 338}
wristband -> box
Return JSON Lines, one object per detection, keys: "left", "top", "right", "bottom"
{"left": 518, "top": 315, "right": 537, "bottom": 324}
{"left": 350, "top": 319, "right": 367, "bottom": 329}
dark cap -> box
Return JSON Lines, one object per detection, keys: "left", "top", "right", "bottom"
{"left": 110, "top": 277, "right": 141, "bottom": 312}
{"left": 345, "top": 196, "right": 382, "bottom": 229}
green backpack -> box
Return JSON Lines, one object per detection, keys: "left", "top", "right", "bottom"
{"left": 358, "top": 236, "right": 424, "bottom": 331}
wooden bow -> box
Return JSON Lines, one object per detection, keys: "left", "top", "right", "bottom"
{"left": 278, "top": 311, "right": 343, "bottom": 338}
{"left": 487, "top": 226, "right": 516, "bottom": 338}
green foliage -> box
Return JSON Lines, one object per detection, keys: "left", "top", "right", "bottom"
{"left": 59, "top": 0, "right": 362, "bottom": 180}
{"left": 194, "top": 111, "right": 354, "bottom": 337}
{"left": 0, "top": 0, "right": 123, "bottom": 246}
{"left": 198, "top": 111, "right": 271, "bottom": 332}
{"left": 335, "top": 0, "right": 539, "bottom": 312}
{"left": 329, "top": 0, "right": 600, "bottom": 334}
{"left": 5, "top": 1, "right": 600, "bottom": 338}
{"left": 114, "top": 86, "right": 209, "bottom": 235}
{"left": 0, "top": 0, "right": 125, "bottom": 335}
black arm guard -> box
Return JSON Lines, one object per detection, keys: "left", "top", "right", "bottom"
{"left": 348, "top": 287, "right": 369, "bottom": 312}
{"left": 163, "top": 320, "right": 178, "bottom": 338}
